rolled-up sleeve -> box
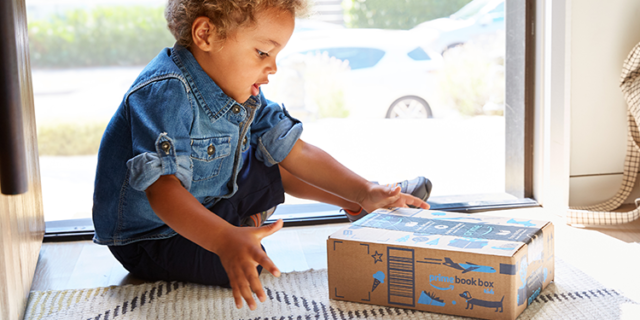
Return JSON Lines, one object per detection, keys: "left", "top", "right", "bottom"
{"left": 125, "top": 78, "right": 193, "bottom": 191}
{"left": 252, "top": 92, "right": 303, "bottom": 166}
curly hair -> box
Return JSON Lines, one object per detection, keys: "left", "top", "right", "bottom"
{"left": 165, "top": 0, "right": 309, "bottom": 48}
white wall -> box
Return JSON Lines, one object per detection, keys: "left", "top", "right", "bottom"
{"left": 568, "top": 0, "right": 640, "bottom": 206}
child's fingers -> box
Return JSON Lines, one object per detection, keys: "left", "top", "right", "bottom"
{"left": 250, "top": 242, "right": 281, "bottom": 277}
{"left": 246, "top": 268, "right": 267, "bottom": 303}
{"left": 229, "top": 267, "right": 259, "bottom": 310}
{"left": 233, "top": 267, "right": 258, "bottom": 310}
{"left": 257, "top": 219, "right": 283, "bottom": 239}
{"left": 386, "top": 185, "right": 401, "bottom": 196}
{"left": 256, "top": 251, "right": 281, "bottom": 277}
{"left": 397, "top": 194, "right": 429, "bottom": 209}
{"left": 233, "top": 289, "right": 244, "bottom": 309}
{"left": 385, "top": 194, "right": 420, "bottom": 209}
{"left": 238, "top": 281, "right": 257, "bottom": 310}
{"left": 229, "top": 276, "right": 244, "bottom": 309}
{"left": 405, "top": 194, "right": 429, "bottom": 209}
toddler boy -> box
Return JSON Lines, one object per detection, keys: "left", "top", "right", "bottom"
{"left": 92, "top": 0, "right": 431, "bottom": 311}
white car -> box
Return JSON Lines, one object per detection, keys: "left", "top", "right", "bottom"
{"left": 267, "top": 28, "right": 446, "bottom": 119}
{"left": 411, "top": 0, "right": 504, "bottom": 54}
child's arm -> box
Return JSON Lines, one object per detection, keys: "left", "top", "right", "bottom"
{"left": 145, "top": 175, "right": 282, "bottom": 310}
{"left": 280, "top": 139, "right": 429, "bottom": 212}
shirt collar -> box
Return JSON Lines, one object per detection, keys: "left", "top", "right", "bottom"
{"left": 170, "top": 44, "right": 260, "bottom": 121}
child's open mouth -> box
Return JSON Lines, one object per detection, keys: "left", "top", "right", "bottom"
{"left": 251, "top": 83, "right": 260, "bottom": 96}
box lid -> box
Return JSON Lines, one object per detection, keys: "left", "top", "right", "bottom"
{"left": 329, "top": 208, "right": 549, "bottom": 257}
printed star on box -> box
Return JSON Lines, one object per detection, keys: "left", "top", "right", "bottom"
{"left": 371, "top": 251, "right": 383, "bottom": 264}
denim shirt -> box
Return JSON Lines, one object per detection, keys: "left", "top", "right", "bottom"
{"left": 92, "top": 44, "right": 302, "bottom": 246}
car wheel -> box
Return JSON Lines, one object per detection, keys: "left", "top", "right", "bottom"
{"left": 442, "top": 42, "right": 465, "bottom": 55}
{"left": 386, "top": 96, "right": 432, "bottom": 119}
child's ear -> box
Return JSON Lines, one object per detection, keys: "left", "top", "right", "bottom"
{"left": 191, "top": 16, "right": 217, "bottom": 51}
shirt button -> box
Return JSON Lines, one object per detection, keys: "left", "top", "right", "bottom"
{"left": 160, "top": 141, "right": 171, "bottom": 154}
{"left": 207, "top": 144, "right": 215, "bottom": 156}
{"left": 243, "top": 136, "right": 248, "bottom": 146}
{"left": 232, "top": 105, "right": 241, "bottom": 114}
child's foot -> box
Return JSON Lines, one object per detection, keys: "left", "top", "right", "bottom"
{"left": 241, "top": 206, "right": 277, "bottom": 227}
{"left": 343, "top": 176, "right": 432, "bottom": 222}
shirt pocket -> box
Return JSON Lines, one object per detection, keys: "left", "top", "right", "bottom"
{"left": 190, "top": 136, "right": 231, "bottom": 181}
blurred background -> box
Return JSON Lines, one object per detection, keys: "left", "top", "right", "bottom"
{"left": 26, "top": 0, "right": 507, "bottom": 222}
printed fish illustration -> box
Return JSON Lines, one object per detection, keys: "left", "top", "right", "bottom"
{"left": 443, "top": 257, "right": 496, "bottom": 274}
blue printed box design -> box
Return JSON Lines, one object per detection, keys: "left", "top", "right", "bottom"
{"left": 327, "top": 208, "right": 555, "bottom": 320}
{"left": 356, "top": 211, "right": 541, "bottom": 243}
{"left": 343, "top": 208, "right": 548, "bottom": 257}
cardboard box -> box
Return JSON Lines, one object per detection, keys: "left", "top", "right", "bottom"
{"left": 327, "top": 208, "right": 554, "bottom": 320}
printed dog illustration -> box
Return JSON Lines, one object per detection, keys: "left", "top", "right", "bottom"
{"left": 459, "top": 291, "right": 504, "bottom": 312}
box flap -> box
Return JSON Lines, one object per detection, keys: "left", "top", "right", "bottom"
{"left": 329, "top": 208, "right": 549, "bottom": 257}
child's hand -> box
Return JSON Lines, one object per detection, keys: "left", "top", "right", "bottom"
{"left": 216, "top": 219, "right": 284, "bottom": 310}
{"left": 360, "top": 183, "right": 430, "bottom": 213}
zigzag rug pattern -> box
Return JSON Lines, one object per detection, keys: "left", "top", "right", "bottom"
{"left": 24, "top": 258, "right": 638, "bottom": 320}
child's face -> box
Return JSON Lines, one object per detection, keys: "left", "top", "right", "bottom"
{"left": 192, "top": 9, "right": 295, "bottom": 103}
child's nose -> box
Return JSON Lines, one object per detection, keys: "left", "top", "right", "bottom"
{"left": 266, "top": 60, "right": 277, "bottom": 75}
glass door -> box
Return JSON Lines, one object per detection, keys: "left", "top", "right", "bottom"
{"left": 27, "top": 0, "right": 529, "bottom": 230}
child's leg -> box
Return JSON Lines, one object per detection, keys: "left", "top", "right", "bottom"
{"left": 109, "top": 233, "right": 250, "bottom": 286}
{"left": 109, "top": 146, "right": 284, "bottom": 286}
{"left": 207, "top": 146, "right": 285, "bottom": 227}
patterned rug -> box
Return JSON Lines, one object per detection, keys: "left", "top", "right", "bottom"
{"left": 24, "top": 258, "right": 638, "bottom": 320}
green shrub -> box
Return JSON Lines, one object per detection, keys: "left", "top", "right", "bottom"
{"left": 343, "top": 0, "right": 472, "bottom": 30}
{"left": 37, "top": 121, "right": 108, "bottom": 156}
{"left": 29, "top": 6, "right": 175, "bottom": 68}
{"left": 437, "top": 34, "right": 505, "bottom": 116}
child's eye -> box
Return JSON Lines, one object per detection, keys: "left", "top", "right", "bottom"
{"left": 256, "top": 49, "right": 270, "bottom": 58}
